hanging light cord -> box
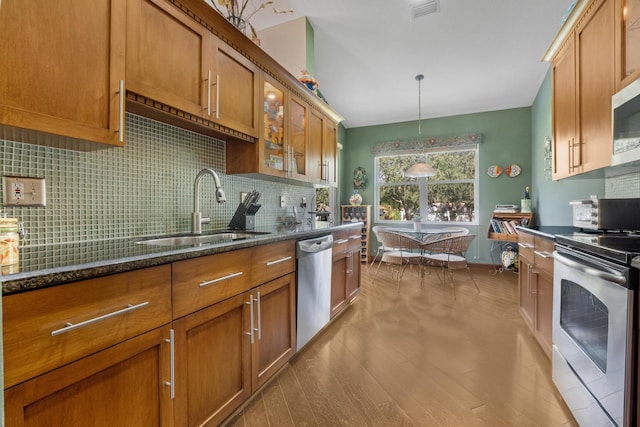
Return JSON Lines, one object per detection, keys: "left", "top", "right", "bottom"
{"left": 417, "top": 75, "right": 422, "bottom": 135}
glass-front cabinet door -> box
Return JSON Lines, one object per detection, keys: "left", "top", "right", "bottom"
{"left": 262, "top": 77, "right": 285, "bottom": 175}
{"left": 287, "top": 94, "right": 308, "bottom": 181}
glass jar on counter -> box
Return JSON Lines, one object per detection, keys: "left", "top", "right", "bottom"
{"left": 0, "top": 217, "right": 20, "bottom": 267}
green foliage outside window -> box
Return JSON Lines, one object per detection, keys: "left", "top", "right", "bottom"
{"left": 377, "top": 148, "right": 477, "bottom": 223}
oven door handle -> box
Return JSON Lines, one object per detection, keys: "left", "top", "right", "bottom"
{"left": 553, "top": 251, "right": 627, "bottom": 285}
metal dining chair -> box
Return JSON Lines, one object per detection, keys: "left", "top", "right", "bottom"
{"left": 373, "top": 230, "right": 424, "bottom": 291}
{"left": 421, "top": 234, "right": 479, "bottom": 298}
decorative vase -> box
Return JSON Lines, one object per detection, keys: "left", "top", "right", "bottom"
{"left": 349, "top": 190, "right": 362, "bottom": 206}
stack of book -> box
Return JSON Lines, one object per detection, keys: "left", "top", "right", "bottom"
{"left": 494, "top": 204, "right": 520, "bottom": 213}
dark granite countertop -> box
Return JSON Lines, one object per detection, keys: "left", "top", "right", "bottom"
{"left": 516, "top": 225, "right": 579, "bottom": 240}
{"left": 1, "top": 223, "right": 362, "bottom": 296}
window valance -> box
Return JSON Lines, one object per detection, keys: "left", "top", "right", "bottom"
{"left": 371, "top": 133, "right": 483, "bottom": 156}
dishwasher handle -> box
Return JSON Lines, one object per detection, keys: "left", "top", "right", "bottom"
{"left": 296, "top": 235, "right": 333, "bottom": 255}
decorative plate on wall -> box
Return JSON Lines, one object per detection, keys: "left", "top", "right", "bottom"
{"left": 506, "top": 164, "right": 522, "bottom": 177}
{"left": 487, "top": 165, "right": 502, "bottom": 178}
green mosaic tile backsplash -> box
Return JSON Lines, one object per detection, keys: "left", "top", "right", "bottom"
{"left": 0, "top": 114, "right": 317, "bottom": 246}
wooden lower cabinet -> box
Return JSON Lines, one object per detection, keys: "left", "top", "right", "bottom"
{"left": 5, "top": 325, "right": 174, "bottom": 426}
{"left": 331, "top": 228, "right": 361, "bottom": 318}
{"left": 518, "top": 231, "right": 554, "bottom": 358}
{"left": 173, "top": 273, "right": 296, "bottom": 426}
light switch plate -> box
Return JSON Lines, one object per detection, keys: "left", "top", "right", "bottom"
{"left": 3, "top": 176, "right": 46, "bottom": 206}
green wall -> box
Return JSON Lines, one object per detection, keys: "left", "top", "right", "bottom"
{"left": 531, "top": 70, "right": 604, "bottom": 224}
{"left": 340, "top": 108, "right": 533, "bottom": 264}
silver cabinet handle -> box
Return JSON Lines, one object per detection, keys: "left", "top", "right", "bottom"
{"left": 336, "top": 239, "right": 349, "bottom": 245}
{"left": 118, "top": 79, "right": 125, "bottom": 143}
{"left": 164, "top": 329, "right": 175, "bottom": 399}
{"left": 266, "top": 256, "right": 292, "bottom": 266}
{"left": 245, "top": 296, "right": 254, "bottom": 344}
{"left": 199, "top": 271, "right": 243, "bottom": 287}
{"left": 214, "top": 74, "right": 220, "bottom": 119}
{"left": 346, "top": 252, "right": 353, "bottom": 274}
{"left": 517, "top": 243, "right": 533, "bottom": 249}
{"left": 256, "top": 292, "right": 262, "bottom": 340}
{"left": 206, "top": 70, "right": 211, "bottom": 116}
{"left": 534, "top": 250, "right": 553, "bottom": 259}
{"left": 349, "top": 235, "right": 361, "bottom": 240}
{"left": 50, "top": 301, "right": 149, "bottom": 336}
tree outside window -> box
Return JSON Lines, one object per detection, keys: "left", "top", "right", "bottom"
{"left": 375, "top": 147, "right": 477, "bottom": 223}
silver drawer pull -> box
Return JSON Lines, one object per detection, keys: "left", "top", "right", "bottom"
{"left": 517, "top": 243, "right": 533, "bottom": 249}
{"left": 266, "top": 256, "right": 292, "bottom": 266}
{"left": 335, "top": 239, "right": 349, "bottom": 244}
{"left": 50, "top": 301, "right": 149, "bottom": 336}
{"left": 534, "top": 250, "right": 553, "bottom": 259}
{"left": 349, "top": 235, "right": 360, "bottom": 240}
{"left": 199, "top": 271, "right": 243, "bottom": 287}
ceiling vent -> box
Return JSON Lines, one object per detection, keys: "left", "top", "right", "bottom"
{"left": 412, "top": 0, "right": 440, "bottom": 19}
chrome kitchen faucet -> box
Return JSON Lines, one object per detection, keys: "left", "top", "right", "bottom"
{"left": 192, "top": 168, "right": 226, "bottom": 234}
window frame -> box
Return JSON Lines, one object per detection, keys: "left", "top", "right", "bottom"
{"left": 374, "top": 145, "right": 479, "bottom": 225}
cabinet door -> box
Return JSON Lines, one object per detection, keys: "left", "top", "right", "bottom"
{"left": 5, "top": 325, "right": 173, "bottom": 426}
{"left": 288, "top": 94, "right": 309, "bottom": 181}
{"left": 0, "top": 0, "right": 125, "bottom": 146}
{"left": 552, "top": 34, "right": 576, "bottom": 180}
{"left": 535, "top": 270, "right": 554, "bottom": 358}
{"left": 126, "top": 0, "right": 213, "bottom": 119}
{"left": 215, "top": 41, "right": 259, "bottom": 137}
{"left": 173, "top": 293, "right": 251, "bottom": 427}
{"left": 518, "top": 255, "right": 535, "bottom": 331}
{"left": 308, "top": 110, "right": 324, "bottom": 184}
{"left": 323, "top": 118, "right": 338, "bottom": 187}
{"left": 346, "top": 251, "right": 361, "bottom": 300}
{"left": 331, "top": 255, "right": 348, "bottom": 318}
{"left": 577, "top": 0, "right": 615, "bottom": 173}
{"left": 619, "top": 0, "right": 640, "bottom": 87}
{"left": 252, "top": 273, "right": 296, "bottom": 390}
{"left": 259, "top": 76, "right": 287, "bottom": 177}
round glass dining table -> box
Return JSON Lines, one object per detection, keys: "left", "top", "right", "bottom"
{"left": 386, "top": 226, "right": 465, "bottom": 243}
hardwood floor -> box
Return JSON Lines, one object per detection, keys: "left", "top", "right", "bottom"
{"left": 224, "top": 264, "right": 577, "bottom": 427}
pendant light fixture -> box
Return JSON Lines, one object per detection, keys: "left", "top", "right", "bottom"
{"left": 404, "top": 74, "right": 436, "bottom": 178}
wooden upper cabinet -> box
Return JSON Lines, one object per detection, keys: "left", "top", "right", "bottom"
{"left": 576, "top": 0, "right": 615, "bottom": 173}
{"left": 307, "top": 110, "right": 324, "bottom": 184}
{"left": 617, "top": 0, "right": 640, "bottom": 88}
{"left": 215, "top": 41, "right": 260, "bottom": 137}
{"left": 287, "top": 93, "right": 309, "bottom": 181}
{"left": 126, "top": 0, "right": 213, "bottom": 119}
{"left": 550, "top": 0, "right": 615, "bottom": 180}
{"left": 323, "top": 118, "right": 338, "bottom": 187}
{"left": 552, "top": 35, "right": 577, "bottom": 179}
{"left": 0, "top": 0, "right": 126, "bottom": 146}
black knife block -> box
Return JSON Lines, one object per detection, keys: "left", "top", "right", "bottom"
{"left": 228, "top": 204, "right": 260, "bottom": 230}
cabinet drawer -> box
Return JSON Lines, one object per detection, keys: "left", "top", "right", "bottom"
{"left": 332, "top": 230, "right": 350, "bottom": 256}
{"left": 3, "top": 265, "right": 171, "bottom": 388}
{"left": 518, "top": 232, "right": 535, "bottom": 261}
{"left": 250, "top": 240, "right": 295, "bottom": 286}
{"left": 172, "top": 248, "right": 252, "bottom": 319}
{"left": 534, "top": 236, "right": 554, "bottom": 275}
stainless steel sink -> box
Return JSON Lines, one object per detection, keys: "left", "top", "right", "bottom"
{"left": 135, "top": 231, "right": 270, "bottom": 246}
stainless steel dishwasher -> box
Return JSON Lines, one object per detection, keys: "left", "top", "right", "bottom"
{"left": 296, "top": 234, "right": 333, "bottom": 351}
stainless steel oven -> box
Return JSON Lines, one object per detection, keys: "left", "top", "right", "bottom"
{"left": 553, "top": 244, "right": 636, "bottom": 426}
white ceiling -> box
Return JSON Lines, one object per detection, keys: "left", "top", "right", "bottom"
{"left": 250, "top": 0, "right": 575, "bottom": 129}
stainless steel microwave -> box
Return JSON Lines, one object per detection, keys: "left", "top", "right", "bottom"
{"left": 611, "top": 78, "right": 640, "bottom": 166}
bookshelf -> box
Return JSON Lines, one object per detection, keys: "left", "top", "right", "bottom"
{"left": 341, "top": 205, "right": 371, "bottom": 263}
{"left": 487, "top": 212, "right": 535, "bottom": 242}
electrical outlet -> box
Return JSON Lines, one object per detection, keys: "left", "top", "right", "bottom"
{"left": 3, "top": 176, "right": 46, "bottom": 206}
{"left": 280, "top": 195, "right": 286, "bottom": 208}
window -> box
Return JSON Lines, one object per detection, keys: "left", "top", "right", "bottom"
{"left": 375, "top": 146, "right": 478, "bottom": 224}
